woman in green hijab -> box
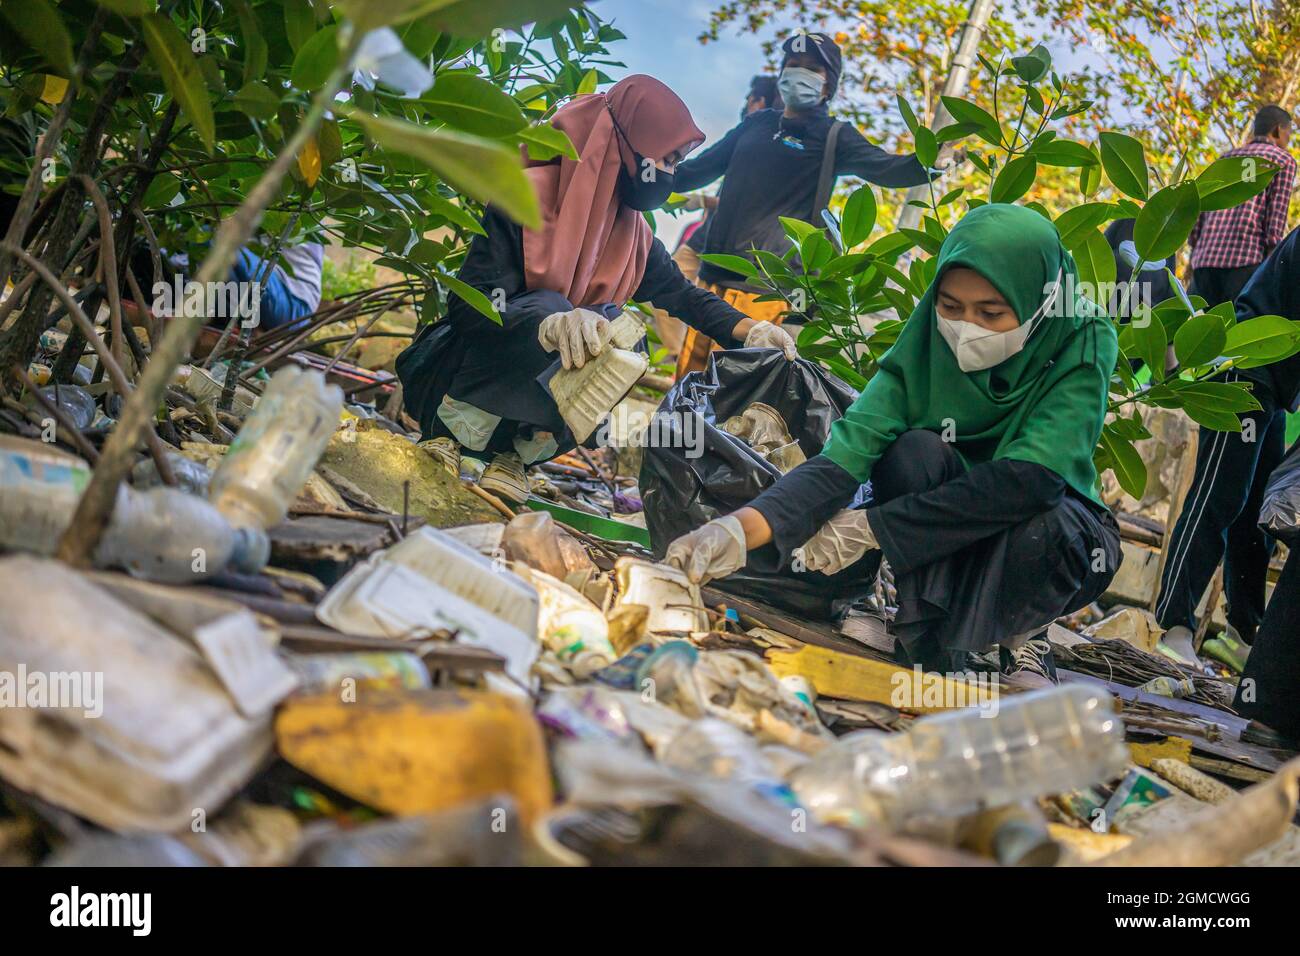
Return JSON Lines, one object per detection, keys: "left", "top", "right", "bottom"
{"left": 665, "top": 204, "right": 1121, "bottom": 677}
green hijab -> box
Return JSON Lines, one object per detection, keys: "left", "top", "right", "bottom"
{"left": 820, "top": 203, "right": 1118, "bottom": 505}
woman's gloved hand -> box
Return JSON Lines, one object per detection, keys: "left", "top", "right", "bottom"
{"left": 664, "top": 514, "right": 748, "bottom": 585}
{"left": 793, "top": 508, "right": 877, "bottom": 575}
{"left": 744, "top": 320, "right": 798, "bottom": 360}
{"left": 538, "top": 308, "right": 613, "bottom": 369}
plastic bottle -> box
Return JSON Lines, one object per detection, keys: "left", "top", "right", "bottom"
{"left": 208, "top": 365, "right": 343, "bottom": 530}
{"left": 1138, "top": 676, "right": 1196, "bottom": 699}
{"left": 791, "top": 684, "right": 1129, "bottom": 829}
{"left": 97, "top": 486, "right": 269, "bottom": 583}
{"left": 0, "top": 435, "right": 266, "bottom": 581}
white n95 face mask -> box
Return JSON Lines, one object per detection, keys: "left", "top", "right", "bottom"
{"left": 936, "top": 268, "right": 1063, "bottom": 373}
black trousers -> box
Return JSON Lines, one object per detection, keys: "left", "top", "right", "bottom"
{"left": 1190, "top": 264, "right": 1259, "bottom": 308}
{"left": 872, "top": 431, "right": 1120, "bottom": 671}
{"left": 1234, "top": 545, "right": 1300, "bottom": 737}
{"left": 1153, "top": 372, "right": 1285, "bottom": 641}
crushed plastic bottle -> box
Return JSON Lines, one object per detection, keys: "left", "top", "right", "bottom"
{"left": 131, "top": 449, "right": 213, "bottom": 495}
{"left": 0, "top": 435, "right": 265, "bottom": 581}
{"left": 97, "top": 486, "right": 269, "bottom": 583}
{"left": 1138, "top": 675, "right": 1197, "bottom": 699}
{"left": 208, "top": 365, "right": 343, "bottom": 530}
{"left": 791, "top": 684, "right": 1129, "bottom": 829}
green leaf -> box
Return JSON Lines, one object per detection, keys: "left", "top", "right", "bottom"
{"left": 1130, "top": 313, "right": 1167, "bottom": 377}
{"left": 1175, "top": 381, "right": 1261, "bottom": 414}
{"left": 232, "top": 81, "right": 280, "bottom": 121}
{"left": 3, "top": 0, "right": 75, "bottom": 77}
{"left": 576, "top": 68, "right": 598, "bottom": 95}
{"left": 1054, "top": 202, "right": 1114, "bottom": 250}
{"left": 1074, "top": 228, "right": 1116, "bottom": 301}
{"left": 423, "top": 72, "right": 527, "bottom": 137}
{"left": 989, "top": 155, "right": 1037, "bottom": 204}
{"left": 779, "top": 216, "right": 819, "bottom": 245}
{"left": 343, "top": 107, "right": 540, "bottom": 229}
{"left": 940, "top": 96, "right": 1001, "bottom": 146}
{"left": 333, "top": 0, "right": 453, "bottom": 32}
{"left": 1099, "top": 425, "right": 1147, "bottom": 498}
{"left": 840, "top": 185, "right": 877, "bottom": 248}
{"left": 141, "top": 14, "right": 214, "bottom": 151}
{"left": 290, "top": 23, "right": 339, "bottom": 90}
{"left": 1195, "top": 155, "right": 1279, "bottom": 212}
{"left": 1223, "top": 315, "right": 1300, "bottom": 364}
{"left": 1030, "top": 138, "right": 1098, "bottom": 168}
{"left": 435, "top": 271, "right": 501, "bottom": 324}
{"left": 340, "top": 0, "right": 580, "bottom": 35}
{"left": 517, "top": 123, "right": 577, "bottom": 161}
{"left": 935, "top": 121, "right": 982, "bottom": 143}
{"left": 1099, "top": 131, "right": 1148, "bottom": 200}
{"left": 284, "top": 0, "right": 316, "bottom": 52}
{"left": 1079, "top": 151, "right": 1102, "bottom": 197}
{"left": 800, "top": 232, "right": 835, "bottom": 272}
{"left": 233, "top": 0, "right": 267, "bottom": 84}
{"left": 896, "top": 95, "right": 919, "bottom": 136}
{"left": 140, "top": 172, "right": 180, "bottom": 207}
{"left": 1011, "top": 44, "right": 1051, "bottom": 83}
{"left": 698, "top": 253, "right": 759, "bottom": 279}
{"left": 93, "top": 0, "right": 157, "bottom": 13}
{"left": 425, "top": 192, "right": 486, "bottom": 235}
{"left": 1133, "top": 182, "right": 1199, "bottom": 262}
{"left": 914, "top": 126, "right": 938, "bottom": 169}
{"left": 1172, "top": 311, "right": 1227, "bottom": 367}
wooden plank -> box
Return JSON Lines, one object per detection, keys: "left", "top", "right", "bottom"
{"left": 765, "top": 643, "right": 998, "bottom": 713}
{"left": 1150, "top": 426, "right": 1198, "bottom": 613}
{"left": 701, "top": 586, "right": 876, "bottom": 658}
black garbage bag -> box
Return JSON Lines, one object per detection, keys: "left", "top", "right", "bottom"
{"left": 640, "top": 349, "right": 874, "bottom": 618}
{"left": 1260, "top": 440, "right": 1300, "bottom": 543}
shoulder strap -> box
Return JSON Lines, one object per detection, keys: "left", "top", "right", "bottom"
{"left": 812, "top": 120, "right": 845, "bottom": 221}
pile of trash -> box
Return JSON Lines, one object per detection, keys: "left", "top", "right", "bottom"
{"left": 3, "top": 310, "right": 1299, "bottom": 868}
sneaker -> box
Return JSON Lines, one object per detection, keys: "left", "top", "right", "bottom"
{"left": 479, "top": 452, "right": 530, "bottom": 504}
{"left": 418, "top": 436, "right": 461, "bottom": 477}
{"left": 1202, "top": 628, "right": 1251, "bottom": 674}
{"left": 999, "top": 635, "right": 1058, "bottom": 688}
{"left": 1156, "top": 624, "right": 1202, "bottom": 670}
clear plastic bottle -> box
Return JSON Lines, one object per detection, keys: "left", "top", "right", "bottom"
{"left": 208, "top": 366, "right": 342, "bottom": 529}
{"left": 97, "top": 486, "right": 269, "bottom": 583}
{"left": 791, "top": 684, "right": 1129, "bottom": 829}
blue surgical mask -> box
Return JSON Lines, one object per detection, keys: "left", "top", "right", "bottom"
{"left": 778, "top": 67, "right": 825, "bottom": 111}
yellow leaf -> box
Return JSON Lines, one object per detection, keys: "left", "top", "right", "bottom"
{"left": 297, "top": 136, "right": 321, "bottom": 187}
{"left": 39, "top": 74, "right": 69, "bottom": 104}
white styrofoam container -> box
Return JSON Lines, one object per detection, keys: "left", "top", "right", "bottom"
{"left": 0, "top": 557, "right": 273, "bottom": 832}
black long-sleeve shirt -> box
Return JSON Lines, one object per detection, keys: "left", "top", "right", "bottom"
{"left": 447, "top": 205, "right": 746, "bottom": 346}
{"left": 748, "top": 453, "right": 1070, "bottom": 576}
{"left": 1235, "top": 224, "right": 1300, "bottom": 411}
{"left": 674, "top": 106, "right": 929, "bottom": 289}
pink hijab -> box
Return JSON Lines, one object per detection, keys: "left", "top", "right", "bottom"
{"left": 522, "top": 75, "right": 705, "bottom": 307}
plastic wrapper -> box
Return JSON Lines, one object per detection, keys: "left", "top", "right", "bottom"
{"left": 640, "top": 350, "right": 869, "bottom": 617}
{"left": 1259, "top": 441, "right": 1300, "bottom": 543}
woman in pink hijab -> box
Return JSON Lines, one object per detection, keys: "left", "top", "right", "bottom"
{"left": 397, "top": 74, "right": 796, "bottom": 503}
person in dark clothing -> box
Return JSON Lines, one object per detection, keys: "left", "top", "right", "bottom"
{"left": 1233, "top": 544, "right": 1300, "bottom": 744}
{"left": 1154, "top": 224, "right": 1300, "bottom": 665}
{"left": 1186, "top": 104, "right": 1296, "bottom": 308}
{"left": 670, "top": 32, "right": 934, "bottom": 375}
{"left": 395, "top": 75, "right": 797, "bottom": 503}
{"left": 664, "top": 205, "right": 1121, "bottom": 679}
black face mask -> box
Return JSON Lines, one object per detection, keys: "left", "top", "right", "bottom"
{"left": 608, "top": 104, "right": 676, "bottom": 211}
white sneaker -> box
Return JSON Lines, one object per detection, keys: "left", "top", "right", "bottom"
{"left": 479, "top": 452, "right": 530, "bottom": 504}
{"left": 418, "top": 436, "right": 461, "bottom": 477}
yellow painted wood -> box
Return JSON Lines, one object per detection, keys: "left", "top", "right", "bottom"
{"left": 765, "top": 644, "right": 997, "bottom": 713}
{"left": 1128, "top": 736, "right": 1192, "bottom": 768}
{"left": 276, "top": 688, "right": 553, "bottom": 825}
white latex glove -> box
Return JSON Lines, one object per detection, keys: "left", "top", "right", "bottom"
{"left": 793, "top": 508, "right": 876, "bottom": 575}
{"left": 744, "top": 320, "right": 798, "bottom": 360}
{"left": 664, "top": 514, "right": 748, "bottom": 585}
{"left": 538, "top": 308, "right": 612, "bottom": 370}
{"left": 682, "top": 192, "right": 707, "bottom": 211}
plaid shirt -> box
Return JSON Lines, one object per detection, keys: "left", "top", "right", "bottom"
{"left": 1189, "top": 141, "right": 1297, "bottom": 270}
